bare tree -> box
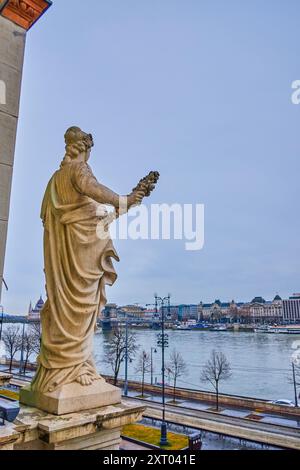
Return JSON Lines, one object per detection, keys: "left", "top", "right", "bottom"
{"left": 167, "top": 349, "right": 188, "bottom": 403}
{"left": 296, "top": 365, "right": 300, "bottom": 387}
{"left": 296, "top": 366, "right": 300, "bottom": 403}
{"left": 22, "top": 327, "right": 41, "bottom": 374}
{"left": 3, "top": 325, "right": 21, "bottom": 372}
{"left": 103, "top": 325, "right": 139, "bottom": 385}
{"left": 135, "top": 350, "right": 151, "bottom": 397}
{"left": 200, "top": 349, "right": 232, "bottom": 411}
{"left": 288, "top": 363, "right": 300, "bottom": 405}
{"left": 29, "top": 322, "right": 42, "bottom": 355}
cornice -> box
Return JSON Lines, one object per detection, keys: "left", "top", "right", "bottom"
{"left": 0, "top": 0, "right": 52, "bottom": 31}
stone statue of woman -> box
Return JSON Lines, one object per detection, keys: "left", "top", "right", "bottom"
{"left": 20, "top": 127, "right": 159, "bottom": 414}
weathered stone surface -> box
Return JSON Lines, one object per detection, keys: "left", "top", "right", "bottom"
{"left": 0, "top": 15, "right": 26, "bottom": 301}
{"left": 0, "top": 62, "right": 23, "bottom": 117}
{"left": 0, "top": 16, "right": 26, "bottom": 71}
{"left": 20, "top": 379, "right": 122, "bottom": 415}
{"left": 0, "top": 163, "right": 13, "bottom": 221}
{"left": 0, "top": 220, "right": 8, "bottom": 296}
{"left": 0, "top": 401, "right": 145, "bottom": 451}
{"left": 0, "top": 112, "right": 18, "bottom": 166}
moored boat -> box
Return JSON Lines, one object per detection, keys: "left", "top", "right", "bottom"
{"left": 210, "top": 325, "right": 228, "bottom": 331}
{"left": 254, "top": 325, "right": 300, "bottom": 334}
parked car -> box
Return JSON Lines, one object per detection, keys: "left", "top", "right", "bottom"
{"left": 268, "top": 399, "right": 295, "bottom": 407}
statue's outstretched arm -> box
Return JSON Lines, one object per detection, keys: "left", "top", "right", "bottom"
{"left": 73, "top": 163, "right": 160, "bottom": 211}
{"left": 73, "top": 163, "right": 121, "bottom": 208}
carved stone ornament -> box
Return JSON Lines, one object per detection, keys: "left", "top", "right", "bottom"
{"left": 0, "top": 0, "right": 52, "bottom": 30}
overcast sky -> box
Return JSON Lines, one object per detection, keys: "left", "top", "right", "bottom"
{"left": 3, "top": 0, "right": 300, "bottom": 314}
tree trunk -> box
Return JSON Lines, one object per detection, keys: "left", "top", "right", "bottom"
{"left": 114, "top": 360, "right": 121, "bottom": 385}
{"left": 216, "top": 382, "right": 219, "bottom": 411}
{"left": 142, "top": 365, "right": 145, "bottom": 397}
{"left": 9, "top": 355, "right": 13, "bottom": 372}
{"left": 173, "top": 378, "right": 176, "bottom": 402}
{"left": 114, "top": 369, "right": 118, "bottom": 385}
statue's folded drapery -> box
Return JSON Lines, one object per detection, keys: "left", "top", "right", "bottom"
{"left": 32, "top": 162, "right": 119, "bottom": 393}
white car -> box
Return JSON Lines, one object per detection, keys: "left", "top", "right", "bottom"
{"left": 269, "top": 399, "right": 295, "bottom": 407}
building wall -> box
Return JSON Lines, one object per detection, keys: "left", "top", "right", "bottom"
{"left": 0, "top": 16, "right": 26, "bottom": 301}
{"left": 283, "top": 299, "right": 300, "bottom": 323}
{"left": 247, "top": 301, "right": 283, "bottom": 323}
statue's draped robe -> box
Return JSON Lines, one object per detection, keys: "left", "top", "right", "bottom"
{"left": 32, "top": 162, "right": 119, "bottom": 393}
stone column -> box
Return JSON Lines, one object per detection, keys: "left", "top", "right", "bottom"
{"left": 0, "top": 0, "right": 52, "bottom": 301}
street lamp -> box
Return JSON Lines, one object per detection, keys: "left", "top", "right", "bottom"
{"left": 124, "top": 314, "right": 129, "bottom": 397}
{"left": 151, "top": 347, "right": 157, "bottom": 385}
{"left": 292, "top": 362, "right": 299, "bottom": 408}
{"left": 155, "top": 293, "right": 171, "bottom": 447}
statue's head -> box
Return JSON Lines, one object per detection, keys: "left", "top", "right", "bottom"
{"left": 62, "top": 126, "right": 94, "bottom": 166}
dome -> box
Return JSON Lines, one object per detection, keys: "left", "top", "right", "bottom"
{"left": 251, "top": 296, "right": 266, "bottom": 304}
{"left": 35, "top": 296, "right": 44, "bottom": 310}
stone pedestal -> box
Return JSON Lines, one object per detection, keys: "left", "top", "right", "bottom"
{"left": 20, "top": 378, "right": 122, "bottom": 415}
{"left": 0, "top": 401, "right": 144, "bottom": 451}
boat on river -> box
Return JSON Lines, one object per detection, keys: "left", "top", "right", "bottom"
{"left": 254, "top": 325, "right": 300, "bottom": 334}
{"left": 210, "top": 324, "right": 228, "bottom": 331}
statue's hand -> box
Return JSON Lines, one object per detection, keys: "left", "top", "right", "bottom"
{"left": 117, "top": 171, "right": 159, "bottom": 216}
{"left": 132, "top": 171, "right": 160, "bottom": 198}
{"left": 127, "top": 190, "right": 145, "bottom": 208}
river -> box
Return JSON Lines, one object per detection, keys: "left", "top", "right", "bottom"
{"left": 95, "top": 329, "right": 300, "bottom": 401}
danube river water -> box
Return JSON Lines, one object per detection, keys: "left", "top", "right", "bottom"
{"left": 94, "top": 329, "right": 300, "bottom": 402}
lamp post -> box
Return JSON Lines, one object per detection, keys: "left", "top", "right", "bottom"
{"left": 151, "top": 347, "right": 157, "bottom": 385}
{"left": 292, "top": 362, "right": 299, "bottom": 408}
{"left": 124, "top": 314, "right": 129, "bottom": 397}
{"left": 155, "top": 293, "right": 170, "bottom": 447}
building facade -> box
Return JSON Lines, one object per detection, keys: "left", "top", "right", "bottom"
{"left": 245, "top": 295, "right": 283, "bottom": 324}
{"left": 283, "top": 294, "right": 300, "bottom": 323}
{"left": 27, "top": 296, "right": 44, "bottom": 321}
{"left": 198, "top": 300, "right": 243, "bottom": 323}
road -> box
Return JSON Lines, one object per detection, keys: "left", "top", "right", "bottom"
{"left": 125, "top": 397, "right": 300, "bottom": 450}
{"left": 125, "top": 388, "right": 300, "bottom": 428}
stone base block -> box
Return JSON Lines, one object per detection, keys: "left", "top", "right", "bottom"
{"left": 19, "top": 379, "right": 122, "bottom": 415}
{"left": 0, "top": 401, "right": 145, "bottom": 451}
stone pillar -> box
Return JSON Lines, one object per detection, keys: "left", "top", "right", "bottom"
{"left": 0, "top": 0, "right": 52, "bottom": 301}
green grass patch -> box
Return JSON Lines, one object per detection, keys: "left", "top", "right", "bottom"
{"left": 0, "top": 389, "right": 19, "bottom": 400}
{"left": 122, "top": 423, "right": 188, "bottom": 450}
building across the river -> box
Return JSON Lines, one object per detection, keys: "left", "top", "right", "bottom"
{"left": 97, "top": 292, "right": 299, "bottom": 326}
{"left": 27, "top": 296, "right": 45, "bottom": 321}
{"left": 282, "top": 294, "right": 300, "bottom": 323}
{"left": 240, "top": 295, "right": 283, "bottom": 324}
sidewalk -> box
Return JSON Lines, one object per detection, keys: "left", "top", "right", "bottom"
{"left": 126, "top": 389, "right": 300, "bottom": 429}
